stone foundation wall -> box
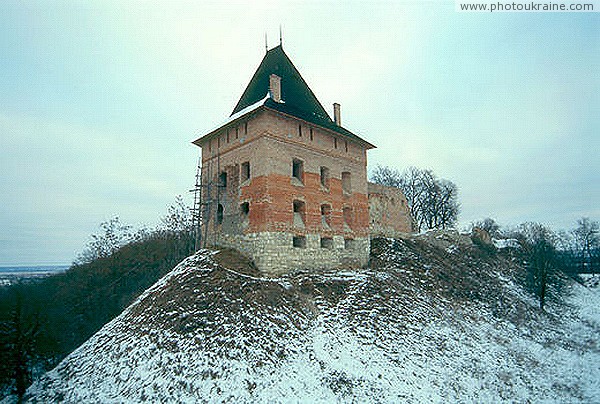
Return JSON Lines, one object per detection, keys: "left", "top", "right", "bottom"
{"left": 212, "top": 232, "right": 370, "bottom": 276}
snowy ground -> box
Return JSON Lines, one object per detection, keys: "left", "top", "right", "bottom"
{"left": 22, "top": 239, "right": 600, "bottom": 403}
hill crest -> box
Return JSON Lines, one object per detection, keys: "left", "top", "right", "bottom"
{"left": 25, "top": 232, "right": 600, "bottom": 403}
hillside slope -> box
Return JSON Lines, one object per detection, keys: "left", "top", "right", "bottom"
{"left": 25, "top": 233, "right": 599, "bottom": 403}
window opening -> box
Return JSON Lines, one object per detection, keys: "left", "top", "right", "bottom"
{"left": 241, "top": 161, "right": 250, "bottom": 182}
{"left": 321, "top": 204, "right": 332, "bottom": 227}
{"left": 342, "top": 172, "right": 352, "bottom": 194}
{"left": 217, "top": 204, "right": 224, "bottom": 224}
{"left": 240, "top": 202, "right": 249, "bottom": 221}
{"left": 320, "top": 166, "right": 330, "bottom": 189}
{"left": 293, "top": 236, "right": 306, "bottom": 248}
{"left": 292, "top": 159, "right": 304, "bottom": 183}
{"left": 219, "top": 172, "right": 227, "bottom": 189}
{"left": 321, "top": 237, "right": 333, "bottom": 249}
{"left": 343, "top": 207, "right": 353, "bottom": 229}
{"left": 293, "top": 200, "right": 306, "bottom": 226}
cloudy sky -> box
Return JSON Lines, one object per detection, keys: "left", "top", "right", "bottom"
{"left": 0, "top": 1, "right": 598, "bottom": 265}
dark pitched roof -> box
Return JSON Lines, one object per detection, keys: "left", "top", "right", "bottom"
{"left": 232, "top": 45, "right": 375, "bottom": 149}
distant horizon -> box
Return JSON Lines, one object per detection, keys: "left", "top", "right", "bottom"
{"left": 0, "top": 264, "right": 70, "bottom": 269}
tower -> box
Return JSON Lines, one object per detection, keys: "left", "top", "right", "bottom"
{"left": 193, "top": 45, "right": 377, "bottom": 274}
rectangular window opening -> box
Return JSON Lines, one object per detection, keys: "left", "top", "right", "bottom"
{"left": 240, "top": 202, "right": 249, "bottom": 217}
{"left": 344, "top": 238, "right": 355, "bottom": 250}
{"left": 342, "top": 171, "right": 352, "bottom": 194}
{"left": 219, "top": 172, "right": 227, "bottom": 188}
{"left": 293, "top": 236, "right": 306, "bottom": 248}
{"left": 292, "top": 159, "right": 304, "bottom": 183}
{"left": 320, "top": 166, "right": 330, "bottom": 189}
{"left": 241, "top": 161, "right": 250, "bottom": 182}
{"left": 310, "top": 127, "right": 313, "bottom": 141}
{"left": 293, "top": 200, "right": 306, "bottom": 227}
{"left": 321, "top": 237, "right": 333, "bottom": 249}
{"left": 321, "top": 204, "right": 332, "bottom": 227}
{"left": 343, "top": 206, "right": 353, "bottom": 229}
{"left": 216, "top": 204, "right": 224, "bottom": 225}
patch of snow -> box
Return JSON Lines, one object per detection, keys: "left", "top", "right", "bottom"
{"left": 493, "top": 238, "right": 520, "bottom": 249}
{"left": 446, "top": 244, "right": 459, "bottom": 254}
{"left": 195, "top": 94, "right": 270, "bottom": 140}
{"left": 25, "top": 244, "right": 600, "bottom": 403}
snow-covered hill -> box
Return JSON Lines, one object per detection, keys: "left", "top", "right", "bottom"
{"left": 25, "top": 233, "right": 599, "bottom": 402}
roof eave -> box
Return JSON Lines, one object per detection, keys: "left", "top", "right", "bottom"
{"left": 261, "top": 105, "right": 377, "bottom": 150}
{"left": 192, "top": 102, "right": 268, "bottom": 147}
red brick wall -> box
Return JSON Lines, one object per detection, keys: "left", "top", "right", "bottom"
{"left": 241, "top": 173, "right": 369, "bottom": 237}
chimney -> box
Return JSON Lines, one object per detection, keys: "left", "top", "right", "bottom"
{"left": 269, "top": 74, "right": 282, "bottom": 103}
{"left": 333, "top": 103, "right": 341, "bottom": 126}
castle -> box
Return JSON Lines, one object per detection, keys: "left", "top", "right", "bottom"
{"left": 193, "top": 44, "right": 412, "bottom": 275}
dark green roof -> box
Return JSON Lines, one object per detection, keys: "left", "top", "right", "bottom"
{"left": 232, "top": 45, "right": 375, "bottom": 149}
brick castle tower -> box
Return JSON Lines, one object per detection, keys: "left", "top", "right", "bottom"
{"left": 193, "top": 45, "right": 411, "bottom": 274}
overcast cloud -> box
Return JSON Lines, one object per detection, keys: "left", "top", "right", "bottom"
{"left": 0, "top": 1, "right": 598, "bottom": 265}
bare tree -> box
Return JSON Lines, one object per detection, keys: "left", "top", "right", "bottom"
{"left": 159, "top": 195, "right": 194, "bottom": 235}
{"left": 572, "top": 217, "right": 599, "bottom": 275}
{"left": 158, "top": 195, "right": 195, "bottom": 257}
{"left": 75, "top": 217, "right": 132, "bottom": 264}
{"left": 423, "top": 179, "right": 460, "bottom": 230}
{"left": 516, "top": 222, "right": 563, "bottom": 310}
{"left": 370, "top": 165, "right": 402, "bottom": 188}
{"left": 371, "top": 165, "right": 460, "bottom": 232}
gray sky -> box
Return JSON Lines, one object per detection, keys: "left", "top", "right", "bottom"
{"left": 0, "top": 1, "right": 598, "bottom": 265}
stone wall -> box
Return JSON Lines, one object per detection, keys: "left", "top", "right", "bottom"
{"left": 368, "top": 182, "right": 414, "bottom": 237}
{"left": 215, "top": 232, "right": 370, "bottom": 276}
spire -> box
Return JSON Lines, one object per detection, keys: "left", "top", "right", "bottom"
{"left": 265, "top": 32, "right": 268, "bottom": 53}
{"left": 231, "top": 45, "right": 330, "bottom": 123}
{"left": 230, "top": 44, "right": 376, "bottom": 149}
{"left": 279, "top": 25, "right": 283, "bottom": 46}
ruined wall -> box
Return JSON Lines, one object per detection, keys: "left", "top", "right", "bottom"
{"left": 368, "top": 182, "right": 414, "bottom": 238}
